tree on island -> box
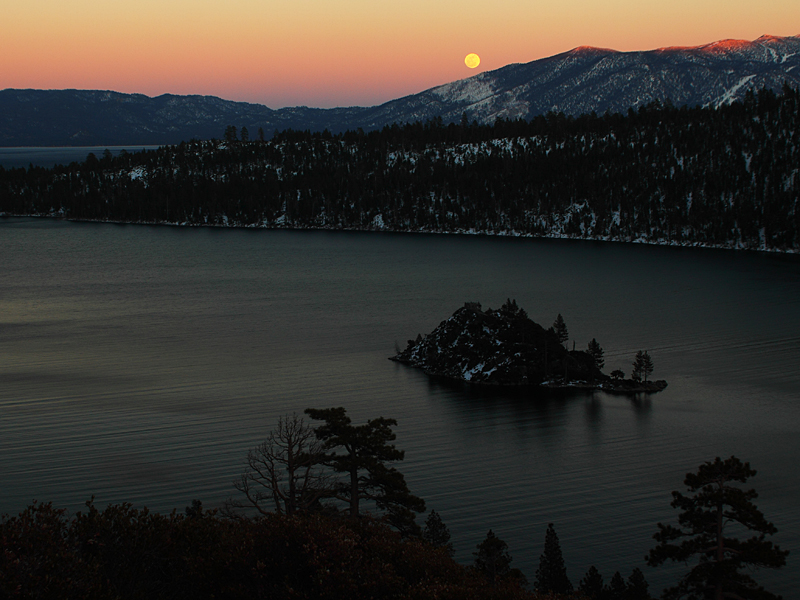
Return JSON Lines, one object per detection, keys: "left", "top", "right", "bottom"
{"left": 305, "top": 407, "right": 426, "bottom": 535}
{"left": 230, "top": 413, "right": 331, "bottom": 516}
{"left": 500, "top": 298, "right": 528, "bottom": 319}
{"left": 587, "top": 338, "right": 605, "bottom": 371}
{"left": 553, "top": 314, "right": 569, "bottom": 349}
{"left": 632, "top": 350, "right": 654, "bottom": 382}
{"left": 535, "top": 523, "right": 573, "bottom": 595}
{"left": 610, "top": 369, "right": 625, "bottom": 380}
{"left": 647, "top": 456, "right": 788, "bottom": 600}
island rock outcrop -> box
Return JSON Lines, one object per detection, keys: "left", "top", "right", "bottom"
{"left": 391, "top": 301, "right": 601, "bottom": 387}
{"left": 391, "top": 301, "right": 667, "bottom": 393}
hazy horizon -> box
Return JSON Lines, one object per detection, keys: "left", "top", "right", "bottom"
{"left": 4, "top": 33, "right": 800, "bottom": 112}
{"left": 2, "top": 0, "right": 799, "bottom": 109}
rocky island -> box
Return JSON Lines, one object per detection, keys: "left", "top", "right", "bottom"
{"left": 390, "top": 300, "right": 667, "bottom": 394}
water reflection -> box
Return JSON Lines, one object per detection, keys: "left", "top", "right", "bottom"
{"left": 2, "top": 218, "right": 798, "bottom": 596}
{"left": 584, "top": 396, "right": 604, "bottom": 426}
{"left": 628, "top": 395, "right": 653, "bottom": 420}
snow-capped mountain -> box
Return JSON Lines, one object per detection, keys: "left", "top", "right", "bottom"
{"left": 371, "top": 35, "right": 800, "bottom": 126}
{"left": 1, "top": 35, "right": 798, "bottom": 146}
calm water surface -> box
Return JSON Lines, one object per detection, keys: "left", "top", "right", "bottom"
{"left": 1, "top": 217, "right": 798, "bottom": 594}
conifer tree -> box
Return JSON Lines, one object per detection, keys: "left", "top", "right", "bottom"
{"left": 579, "top": 565, "right": 605, "bottom": 599}
{"left": 587, "top": 338, "right": 605, "bottom": 371}
{"left": 535, "top": 522, "right": 573, "bottom": 594}
{"left": 553, "top": 314, "right": 569, "bottom": 348}
{"left": 647, "top": 456, "right": 788, "bottom": 600}
{"left": 423, "top": 510, "right": 454, "bottom": 557}
{"left": 304, "top": 407, "right": 426, "bottom": 535}
{"left": 632, "top": 350, "right": 654, "bottom": 382}
{"left": 473, "top": 529, "right": 513, "bottom": 585}
{"left": 625, "top": 567, "right": 650, "bottom": 600}
{"left": 606, "top": 571, "right": 627, "bottom": 600}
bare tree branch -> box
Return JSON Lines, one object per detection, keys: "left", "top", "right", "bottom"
{"left": 228, "top": 413, "right": 333, "bottom": 516}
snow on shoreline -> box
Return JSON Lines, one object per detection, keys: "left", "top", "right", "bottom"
{"left": 3, "top": 212, "right": 797, "bottom": 254}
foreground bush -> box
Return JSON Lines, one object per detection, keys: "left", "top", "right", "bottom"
{"left": 1, "top": 500, "right": 546, "bottom": 600}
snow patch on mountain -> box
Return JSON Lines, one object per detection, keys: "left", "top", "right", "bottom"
{"left": 431, "top": 75, "right": 497, "bottom": 105}
{"left": 715, "top": 74, "right": 758, "bottom": 107}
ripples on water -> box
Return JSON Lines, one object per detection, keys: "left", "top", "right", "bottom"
{"left": 1, "top": 218, "right": 798, "bottom": 595}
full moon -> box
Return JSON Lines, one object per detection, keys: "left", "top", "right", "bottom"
{"left": 464, "top": 53, "right": 480, "bottom": 69}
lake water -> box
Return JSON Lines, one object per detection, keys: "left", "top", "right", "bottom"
{"left": 0, "top": 146, "right": 160, "bottom": 169}
{"left": 1, "top": 217, "right": 798, "bottom": 595}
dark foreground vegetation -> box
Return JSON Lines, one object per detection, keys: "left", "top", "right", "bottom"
{"left": 1, "top": 407, "right": 788, "bottom": 600}
{"left": 1, "top": 502, "right": 534, "bottom": 600}
{"left": 1, "top": 86, "right": 799, "bottom": 251}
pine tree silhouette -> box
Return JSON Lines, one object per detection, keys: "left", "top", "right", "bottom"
{"left": 535, "top": 523, "right": 573, "bottom": 594}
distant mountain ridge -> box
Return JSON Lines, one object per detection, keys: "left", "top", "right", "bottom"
{"left": 2, "top": 34, "right": 799, "bottom": 146}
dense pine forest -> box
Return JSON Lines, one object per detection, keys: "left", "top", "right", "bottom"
{"left": 1, "top": 85, "right": 798, "bottom": 251}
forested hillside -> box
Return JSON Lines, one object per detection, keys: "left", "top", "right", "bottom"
{"left": 1, "top": 86, "right": 798, "bottom": 251}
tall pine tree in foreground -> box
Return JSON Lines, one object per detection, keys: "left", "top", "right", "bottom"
{"left": 579, "top": 565, "right": 605, "bottom": 599}
{"left": 647, "top": 456, "right": 788, "bottom": 600}
{"left": 304, "top": 407, "right": 425, "bottom": 536}
{"left": 535, "top": 522, "right": 573, "bottom": 594}
{"left": 606, "top": 571, "right": 627, "bottom": 599}
{"left": 626, "top": 567, "right": 650, "bottom": 600}
{"left": 473, "top": 529, "right": 514, "bottom": 585}
{"left": 423, "top": 510, "right": 454, "bottom": 557}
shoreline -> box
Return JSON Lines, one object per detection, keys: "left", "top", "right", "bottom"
{"left": 2, "top": 213, "right": 797, "bottom": 255}
{"left": 390, "top": 356, "right": 668, "bottom": 395}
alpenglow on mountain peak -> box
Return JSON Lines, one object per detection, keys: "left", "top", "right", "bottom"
{"left": 1, "top": 35, "right": 799, "bottom": 146}
{"left": 423, "top": 34, "right": 800, "bottom": 123}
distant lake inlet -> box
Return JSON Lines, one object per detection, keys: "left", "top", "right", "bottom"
{"left": 0, "top": 146, "right": 161, "bottom": 169}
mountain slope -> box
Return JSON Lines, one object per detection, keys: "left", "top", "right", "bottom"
{"left": 394, "top": 35, "right": 800, "bottom": 125}
{"left": 1, "top": 35, "right": 799, "bottom": 146}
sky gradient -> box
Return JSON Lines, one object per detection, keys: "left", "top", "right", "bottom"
{"left": 3, "top": 0, "right": 798, "bottom": 108}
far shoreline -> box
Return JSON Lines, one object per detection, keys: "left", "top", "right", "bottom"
{"left": 2, "top": 213, "right": 797, "bottom": 255}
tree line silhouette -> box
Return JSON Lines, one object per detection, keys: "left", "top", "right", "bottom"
{"left": 1, "top": 85, "right": 798, "bottom": 251}
{"left": 0, "top": 407, "right": 788, "bottom": 599}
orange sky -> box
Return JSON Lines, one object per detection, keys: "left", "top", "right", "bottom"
{"left": 2, "top": 0, "right": 798, "bottom": 108}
